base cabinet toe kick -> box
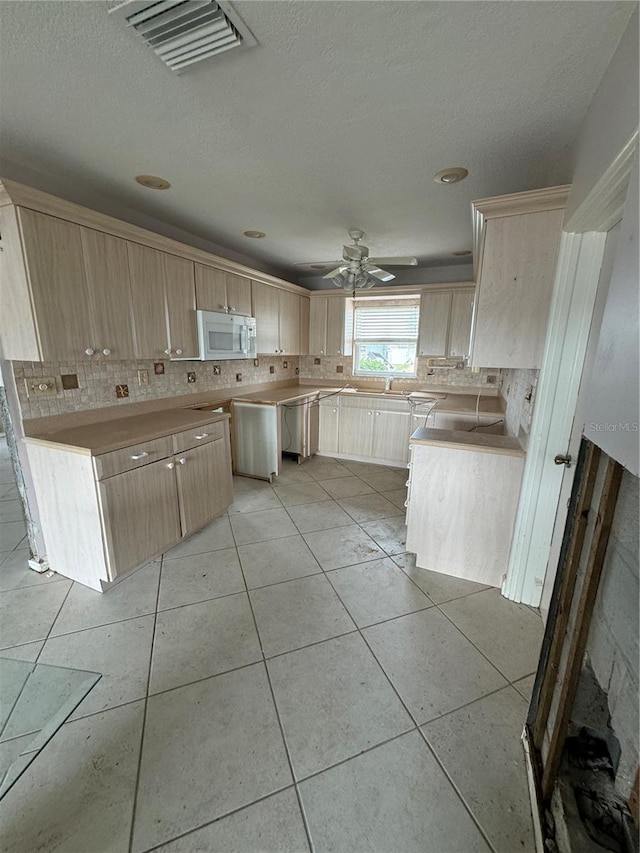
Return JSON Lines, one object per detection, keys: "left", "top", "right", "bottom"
{"left": 25, "top": 417, "right": 233, "bottom": 591}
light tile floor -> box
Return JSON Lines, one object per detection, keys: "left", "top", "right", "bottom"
{"left": 0, "top": 442, "right": 544, "bottom": 853}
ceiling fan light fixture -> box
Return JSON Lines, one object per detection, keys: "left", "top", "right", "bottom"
{"left": 434, "top": 167, "right": 469, "bottom": 185}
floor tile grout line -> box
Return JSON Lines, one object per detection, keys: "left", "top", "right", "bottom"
{"left": 321, "top": 551, "right": 500, "bottom": 852}
{"left": 416, "top": 725, "right": 500, "bottom": 853}
{"left": 32, "top": 581, "right": 74, "bottom": 666}
{"left": 127, "top": 555, "right": 164, "bottom": 853}
{"left": 138, "top": 782, "right": 297, "bottom": 853}
{"left": 230, "top": 519, "right": 315, "bottom": 853}
{"left": 435, "top": 601, "right": 520, "bottom": 685}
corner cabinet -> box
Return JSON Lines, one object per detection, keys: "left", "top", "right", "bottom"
{"left": 469, "top": 186, "right": 569, "bottom": 368}
{"left": 309, "top": 296, "right": 353, "bottom": 356}
{"left": 418, "top": 287, "right": 475, "bottom": 359}
{"left": 251, "top": 281, "right": 302, "bottom": 355}
{"left": 25, "top": 417, "right": 233, "bottom": 591}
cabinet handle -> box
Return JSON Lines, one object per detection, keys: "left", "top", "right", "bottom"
{"left": 375, "top": 412, "right": 380, "bottom": 416}
{"left": 164, "top": 349, "right": 172, "bottom": 356}
{"left": 166, "top": 462, "right": 175, "bottom": 469}
{"left": 367, "top": 411, "right": 372, "bottom": 416}
{"left": 177, "top": 457, "right": 187, "bottom": 465}
{"left": 85, "top": 348, "right": 95, "bottom": 356}
{"left": 102, "top": 348, "right": 111, "bottom": 356}
{"left": 130, "top": 451, "right": 149, "bottom": 460}
{"left": 404, "top": 499, "right": 409, "bottom": 508}
{"left": 194, "top": 433, "right": 208, "bottom": 440}
{"left": 405, "top": 480, "right": 411, "bottom": 487}
{"left": 230, "top": 306, "right": 236, "bottom": 312}
{"left": 333, "top": 408, "right": 337, "bottom": 413}
{"left": 175, "top": 348, "right": 183, "bottom": 356}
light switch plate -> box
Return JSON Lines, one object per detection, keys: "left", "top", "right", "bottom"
{"left": 137, "top": 369, "right": 149, "bottom": 386}
{"left": 24, "top": 377, "right": 56, "bottom": 396}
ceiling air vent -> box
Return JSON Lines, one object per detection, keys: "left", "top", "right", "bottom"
{"left": 109, "top": 0, "right": 256, "bottom": 72}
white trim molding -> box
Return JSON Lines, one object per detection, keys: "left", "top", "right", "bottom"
{"left": 503, "top": 132, "right": 638, "bottom": 606}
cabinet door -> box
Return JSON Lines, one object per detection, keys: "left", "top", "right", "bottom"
{"left": 471, "top": 209, "right": 563, "bottom": 368}
{"left": 127, "top": 243, "right": 170, "bottom": 358}
{"left": 252, "top": 281, "right": 280, "bottom": 354}
{"left": 195, "top": 264, "right": 227, "bottom": 312}
{"left": 175, "top": 436, "right": 233, "bottom": 537}
{"left": 164, "top": 254, "right": 198, "bottom": 358}
{"left": 318, "top": 403, "right": 340, "bottom": 454}
{"left": 372, "top": 410, "right": 411, "bottom": 465}
{"left": 81, "top": 228, "right": 136, "bottom": 359}
{"left": 226, "top": 273, "right": 252, "bottom": 316}
{"left": 18, "top": 209, "right": 92, "bottom": 361}
{"left": 99, "top": 458, "right": 181, "bottom": 580}
{"left": 338, "top": 406, "right": 374, "bottom": 457}
{"left": 279, "top": 290, "right": 300, "bottom": 355}
{"left": 325, "top": 297, "right": 347, "bottom": 355}
{"left": 309, "top": 298, "right": 327, "bottom": 354}
{"left": 418, "top": 291, "right": 451, "bottom": 357}
{"left": 299, "top": 296, "right": 310, "bottom": 355}
{"left": 448, "top": 290, "right": 475, "bottom": 358}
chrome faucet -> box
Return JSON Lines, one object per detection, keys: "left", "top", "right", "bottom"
{"left": 384, "top": 377, "right": 392, "bottom": 392}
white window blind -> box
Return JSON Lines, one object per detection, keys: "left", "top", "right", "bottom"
{"left": 354, "top": 304, "right": 419, "bottom": 341}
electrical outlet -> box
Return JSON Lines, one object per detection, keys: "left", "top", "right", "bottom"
{"left": 137, "top": 369, "right": 149, "bottom": 386}
{"left": 24, "top": 377, "right": 56, "bottom": 396}
{"left": 283, "top": 361, "right": 288, "bottom": 369}
{"left": 213, "top": 365, "right": 221, "bottom": 376}
{"left": 269, "top": 365, "right": 275, "bottom": 374}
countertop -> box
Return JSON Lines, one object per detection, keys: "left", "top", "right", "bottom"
{"left": 23, "top": 410, "right": 230, "bottom": 456}
{"left": 410, "top": 427, "right": 525, "bottom": 457}
{"left": 230, "top": 386, "right": 335, "bottom": 405}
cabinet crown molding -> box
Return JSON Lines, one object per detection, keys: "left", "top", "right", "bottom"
{"left": 0, "top": 177, "right": 309, "bottom": 297}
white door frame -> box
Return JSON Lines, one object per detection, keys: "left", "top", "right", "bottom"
{"left": 503, "top": 132, "right": 638, "bottom": 607}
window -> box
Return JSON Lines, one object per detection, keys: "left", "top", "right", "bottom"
{"left": 353, "top": 300, "right": 419, "bottom": 376}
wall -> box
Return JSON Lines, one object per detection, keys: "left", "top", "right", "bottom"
{"left": 584, "top": 469, "right": 639, "bottom": 799}
{"left": 298, "top": 355, "right": 501, "bottom": 391}
{"left": 12, "top": 356, "right": 298, "bottom": 420}
{"left": 583, "top": 150, "right": 639, "bottom": 476}
{"left": 564, "top": 7, "right": 639, "bottom": 224}
{"left": 501, "top": 368, "right": 539, "bottom": 442}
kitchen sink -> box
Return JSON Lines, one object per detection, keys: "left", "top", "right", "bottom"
{"left": 341, "top": 388, "right": 447, "bottom": 400}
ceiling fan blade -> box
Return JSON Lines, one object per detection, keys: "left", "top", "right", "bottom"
{"left": 369, "top": 256, "right": 418, "bottom": 267}
{"left": 364, "top": 265, "right": 395, "bottom": 282}
{"left": 322, "top": 266, "right": 347, "bottom": 279}
{"left": 295, "top": 260, "right": 341, "bottom": 267}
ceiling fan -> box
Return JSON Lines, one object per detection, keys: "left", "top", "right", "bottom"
{"left": 313, "top": 230, "right": 418, "bottom": 291}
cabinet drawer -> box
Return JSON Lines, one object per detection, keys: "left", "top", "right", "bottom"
{"left": 94, "top": 436, "right": 173, "bottom": 480}
{"left": 172, "top": 420, "right": 225, "bottom": 453}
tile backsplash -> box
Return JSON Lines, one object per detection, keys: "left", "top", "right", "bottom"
{"left": 13, "top": 356, "right": 299, "bottom": 419}
{"left": 298, "top": 356, "right": 502, "bottom": 389}
{"left": 501, "top": 368, "right": 539, "bottom": 438}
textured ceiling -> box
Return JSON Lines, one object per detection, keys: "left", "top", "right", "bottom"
{"left": 0, "top": 1, "right": 634, "bottom": 287}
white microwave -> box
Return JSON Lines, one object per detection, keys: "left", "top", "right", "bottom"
{"left": 196, "top": 310, "right": 257, "bottom": 360}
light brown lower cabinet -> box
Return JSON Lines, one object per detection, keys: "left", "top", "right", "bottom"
{"left": 25, "top": 417, "right": 233, "bottom": 592}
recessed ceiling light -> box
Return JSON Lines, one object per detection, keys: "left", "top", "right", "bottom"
{"left": 434, "top": 167, "right": 469, "bottom": 185}
{"left": 135, "top": 174, "right": 171, "bottom": 190}
{"left": 452, "top": 249, "right": 472, "bottom": 256}
{"left": 310, "top": 264, "right": 327, "bottom": 269}
{"left": 243, "top": 230, "right": 266, "bottom": 239}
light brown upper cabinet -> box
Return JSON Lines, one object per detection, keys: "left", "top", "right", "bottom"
{"left": 417, "top": 288, "right": 474, "bottom": 359}
{"left": 418, "top": 291, "right": 452, "bottom": 357}
{"left": 470, "top": 186, "right": 568, "bottom": 368}
{"left": 195, "top": 265, "right": 252, "bottom": 316}
{"left": 13, "top": 209, "right": 93, "bottom": 361}
{"left": 127, "top": 243, "right": 197, "bottom": 359}
{"left": 164, "top": 254, "right": 198, "bottom": 359}
{"left": 448, "top": 290, "right": 475, "bottom": 359}
{"left": 81, "top": 228, "right": 136, "bottom": 359}
{"left": 309, "top": 295, "right": 353, "bottom": 356}
{"left": 251, "top": 281, "right": 301, "bottom": 355}
{"left": 299, "top": 296, "right": 310, "bottom": 355}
